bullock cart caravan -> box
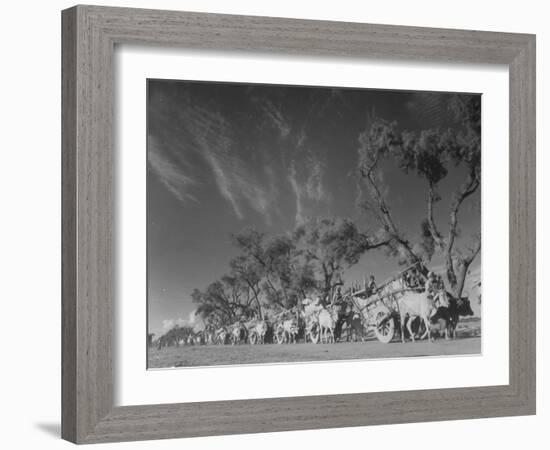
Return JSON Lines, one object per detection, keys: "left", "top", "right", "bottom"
{"left": 152, "top": 262, "right": 472, "bottom": 349}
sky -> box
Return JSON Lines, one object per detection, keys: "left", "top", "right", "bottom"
{"left": 147, "top": 80, "right": 481, "bottom": 337}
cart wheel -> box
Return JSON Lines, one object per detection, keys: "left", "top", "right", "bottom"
{"left": 308, "top": 324, "right": 319, "bottom": 344}
{"left": 275, "top": 325, "right": 286, "bottom": 344}
{"left": 374, "top": 311, "right": 395, "bottom": 343}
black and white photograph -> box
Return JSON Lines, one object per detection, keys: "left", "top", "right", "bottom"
{"left": 147, "top": 79, "right": 482, "bottom": 369}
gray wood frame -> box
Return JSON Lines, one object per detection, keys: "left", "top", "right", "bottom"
{"left": 62, "top": 5, "right": 536, "bottom": 444}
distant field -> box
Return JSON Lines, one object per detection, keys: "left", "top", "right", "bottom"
{"left": 148, "top": 319, "right": 481, "bottom": 368}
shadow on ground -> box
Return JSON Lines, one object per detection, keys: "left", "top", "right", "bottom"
{"left": 35, "top": 423, "right": 60, "bottom": 438}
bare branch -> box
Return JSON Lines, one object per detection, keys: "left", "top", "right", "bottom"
{"left": 427, "top": 182, "right": 444, "bottom": 248}
{"left": 447, "top": 173, "right": 480, "bottom": 256}
{"left": 359, "top": 154, "right": 421, "bottom": 266}
{"left": 366, "top": 238, "right": 392, "bottom": 250}
{"left": 454, "top": 235, "right": 481, "bottom": 296}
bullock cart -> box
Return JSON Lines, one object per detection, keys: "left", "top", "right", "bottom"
{"left": 346, "top": 263, "right": 427, "bottom": 343}
{"left": 346, "top": 290, "right": 398, "bottom": 343}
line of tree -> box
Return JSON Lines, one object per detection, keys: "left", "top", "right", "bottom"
{"left": 191, "top": 94, "right": 481, "bottom": 325}
{"left": 192, "top": 217, "right": 383, "bottom": 324}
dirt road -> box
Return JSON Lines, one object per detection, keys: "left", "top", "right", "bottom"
{"left": 148, "top": 335, "right": 481, "bottom": 369}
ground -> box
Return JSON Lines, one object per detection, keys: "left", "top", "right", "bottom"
{"left": 148, "top": 319, "right": 481, "bottom": 369}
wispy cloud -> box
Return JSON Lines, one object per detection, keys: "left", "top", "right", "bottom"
{"left": 305, "top": 156, "right": 326, "bottom": 202}
{"left": 150, "top": 86, "right": 337, "bottom": 225}
{"left": 148, "top": 136, "right": 199, "bottom": 204}
{"left": 202, "top": 150, "right": 243, "bottom": 218}
{"left": 405, "top": 92, "right": 449, "bottom": 127}
{"left": 288, "top": 154, "right": 329, "bottom": 225}
{"left": 288, "top": 164, "right": 305, "bottom": 225}
{"left": 295, "top": 128, "right": 307, "bottom": 150}
{"left": 178, "top": 103, "right": 275, "bottom": 223}
{"left": 258, "top": 99, "right": 290, "bottom": 138}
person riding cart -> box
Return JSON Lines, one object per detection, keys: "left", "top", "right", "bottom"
{"left": 424, "top": 271, "right": 447, "bottom": 317}
{"left": 365, "top": 275, "right": 377, "bottom": 297}
{"left": 403, "top": 267, "right": 422, "bottom": 290}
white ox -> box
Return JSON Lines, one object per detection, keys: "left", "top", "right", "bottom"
{"left": 302, "top": 297, "right": 338, "bottom": 344}
{"left": 302, "top": 298, "right": 323, "bottom": 343}
{"left": 230, "top": 322, "right": 247, "bottom": 345}
{"left": 249, "top": 319, "right": 268, "bottom": 344}
{"left": 281, "top": 318, "right": 298, "bottom": 343}
{"left": 318, "top": 309, "right": 338, "bottom": 344}
{"left": 215, "top": 327, "right": 228, "bottom": 345}
{"left": 396, "top": 292, "right": 434, "bottom": 343}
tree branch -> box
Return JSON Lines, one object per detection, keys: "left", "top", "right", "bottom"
{"left": 446, "top": 174, "right": 480, "bottom": 259}
{"left": 444, "top": 173, "right": 480, "bottom": 293}
{"left": 366, "top": 238, "right": 392, "bottom": 250}
{"left": 427, "top": 182, "right": 444, "bottom": 248}
{"left": 360, "top": 154, "right": 421, "bottom": 266}
{"left": 454, "top": 236, "right": 481, "bottom": 296}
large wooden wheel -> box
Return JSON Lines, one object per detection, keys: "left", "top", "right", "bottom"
{"left": 374, "top": 310, "right": 395, "bottom": 343}
{"left": 308, "top": 323, "right": 320, "bottom": 344}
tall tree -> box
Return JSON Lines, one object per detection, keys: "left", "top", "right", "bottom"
{"left": 228, "top": 254, "right": 264, "bottom": 317}
{"left": 231, "top": 228, "right": 316, "bottom": 309}
{"left": 357, "top": 95, "right": 481, "bottom": 296}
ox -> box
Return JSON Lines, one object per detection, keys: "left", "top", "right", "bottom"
{"left": 215, "top": 327, "right": 228, "bottom": 345}
{"left": 256, "top": 320, "right": 268, "bottom": 344}
{"left": 281, "top": 318, "right": 298, "bottom": 343}
{"left": 318, "top": 308, "right": 338, "bottom": 344}
{"left": 230, "top": 322, "right": 247, "bottom": 345}
{"left": 193, "top": 331, "right": 205, "bottom": 345}
{"left": 449, "top": 296, "right": 474, "bottom": 338}
{"left": 302, "top": 298, "right": 323, "bottom": 343}
{"left": 396, "top": 292, "right": 434, "bottom": 343}
{"left": 203, "top": 325, "right": 216, "bottom": 345}
{"left": 249, "top": 319, "right": 268, "bottom": 344}
{"left": 432, "top": 295, "right": 474, "bottom": 339}
{"left": 342, "top": 312, "right": 364, "bottom": 342}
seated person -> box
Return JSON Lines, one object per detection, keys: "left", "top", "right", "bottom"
{"left": 366, "top": 275, "right": 377, "bottom": 297}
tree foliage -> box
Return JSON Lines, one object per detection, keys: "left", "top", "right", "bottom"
{"left": 191, "top": 218, "right": 380, "bottom": 323}
{"left": 357, "top": 95, "right": 481, "bottom": 296}
{"left": 293, "top": 217, "right": 377, "bottom": 299}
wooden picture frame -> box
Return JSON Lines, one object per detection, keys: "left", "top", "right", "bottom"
{"left": 61, "top": 5, "right": 536, "bottom": 444}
